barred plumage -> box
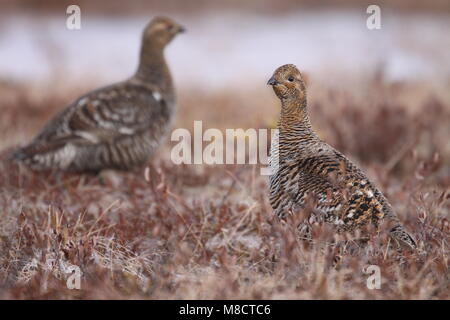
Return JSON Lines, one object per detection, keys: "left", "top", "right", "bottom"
{"left": 12, "top": 16, "right": 185, "bottom": 172}
{"left": 267, "top": 64, "right": 416, "bottom": 250}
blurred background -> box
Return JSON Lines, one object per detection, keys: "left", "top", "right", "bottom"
{"left": 1, "top": 0, "right": 449, "bottom": 162}
{"left": 0, "top": 1, "right": 449, "bottom": 300}
{"left": 1, "top": 0, "right": 449, "bottom": 86}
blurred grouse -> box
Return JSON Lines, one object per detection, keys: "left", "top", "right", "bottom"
{"left": 267, "top": 64, "right": 416, "bottom": 250}
{"left": 12, "top": 16, "right": 185, "bottom": 172}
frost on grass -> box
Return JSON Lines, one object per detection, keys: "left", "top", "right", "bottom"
{"left": 0, "top": 77, "right": 449, "bottom": 299}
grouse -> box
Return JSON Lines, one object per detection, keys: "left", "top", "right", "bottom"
{"left": 12, "top": 16, "right": 185, "bottom": 172}
{"left": 267, "top": 64, "right": 416, "bottom": 250}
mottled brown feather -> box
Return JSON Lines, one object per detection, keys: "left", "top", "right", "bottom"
{"left": 268, "top": 64, "right": 416, "bottom": 250}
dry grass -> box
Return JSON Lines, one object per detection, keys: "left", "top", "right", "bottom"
{"left": 0, "top": 74, "right": 448, "bottom": 299}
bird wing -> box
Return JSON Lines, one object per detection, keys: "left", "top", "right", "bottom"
{"left": 298, "top": 147, "right": 416, "bottom": 248}
{"left": 31, "top": 81, "right": 169, "bottom": 148}
{"left": 295, "top": 147, "right": 393, "bottom": 229}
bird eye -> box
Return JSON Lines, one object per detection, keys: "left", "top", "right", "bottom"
{"left": 288, "top": 76, "right": 295, "bottom": 82}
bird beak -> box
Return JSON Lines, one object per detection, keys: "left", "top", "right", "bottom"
{"left": 178, "top": 26, "right": 186, "bottom": 33}
{"left": 267, "top": 77, "right": 279, "bottom": 86}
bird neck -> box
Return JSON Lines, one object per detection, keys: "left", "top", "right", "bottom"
{"left": 278, "top": 95, "right": 313, "bottom": 136}
{"left": 276, "top": 97, "right": 318, "bottom": 160}
{"left": 134, "top": 40, "right": 173, "bottom": 93}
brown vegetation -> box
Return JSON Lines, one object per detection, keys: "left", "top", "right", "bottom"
{"left": 0, "top": 74, "right": 448, "bottom": 299}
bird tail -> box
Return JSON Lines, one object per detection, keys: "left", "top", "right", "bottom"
{"left": 8, "top": 143, "right": 55, "bottom": 169}
{"left": 390, "top": 225, "right": 417, "bottom": 250}
{"left": 9, "top": 147, "right": 30, "bottom": 162}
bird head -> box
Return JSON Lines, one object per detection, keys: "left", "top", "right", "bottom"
{"left": 143, "top": 16, "right": 185, "bottom": 48}
{"left": 267, "top": 64, "right": 306, "bottom": 101}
